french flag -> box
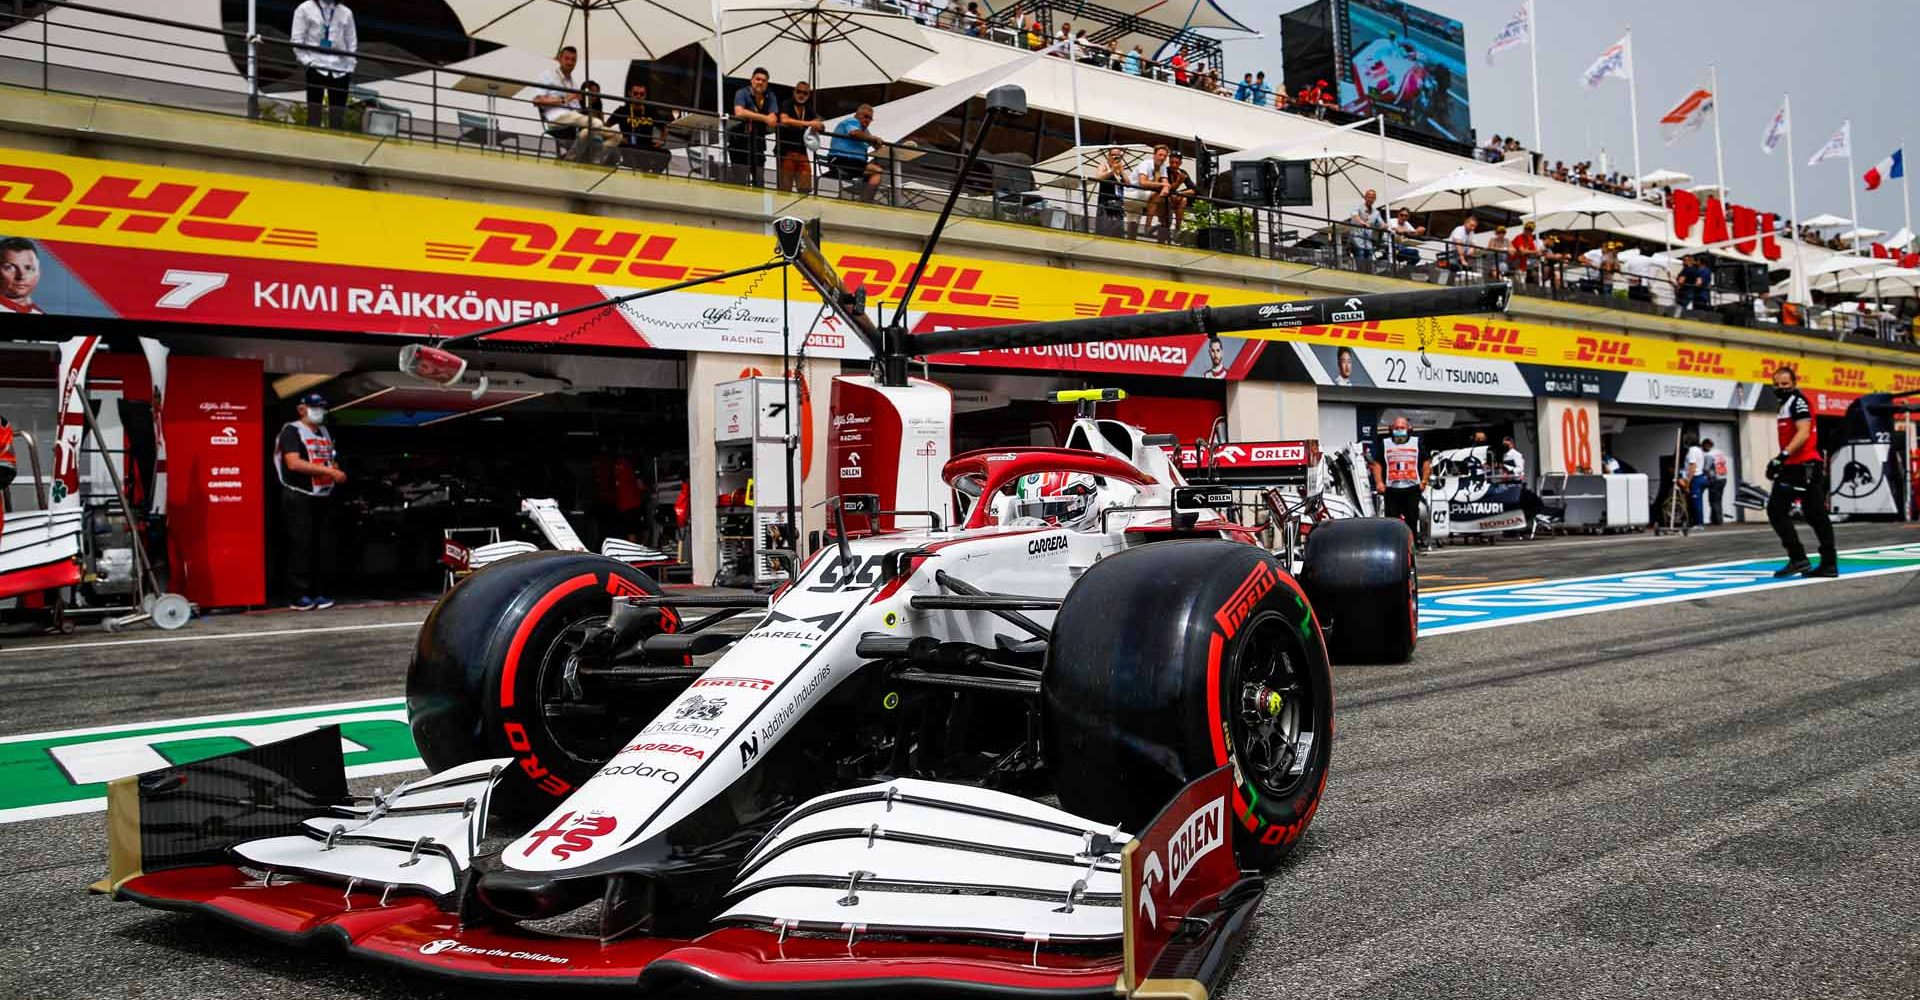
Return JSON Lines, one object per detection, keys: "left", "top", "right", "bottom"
{"left": 1863, "top": 149, "right": 1903, "bottom": 191}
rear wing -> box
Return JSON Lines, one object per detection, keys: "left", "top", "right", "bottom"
{"left": 1170, "top": 440, "right": 1320, "bottom": 488}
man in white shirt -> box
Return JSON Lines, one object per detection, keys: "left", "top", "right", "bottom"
{"left": 1348, "top": 189, "right": 1386, "bottom": 262}
{"left": 532, "top": 46, "right": 620, "bottom": 163}
{"left": 290, "top": 0, "right": 357, "bottom": 130}
{"left": 1681, "top": 434, "right": 1708, "bottom": 528}
{"left": 1444, "top": 215, "right": 1478, "bottom": 285}
{"left": 1499, "top": 434, "right": 1526, "bottom": 481}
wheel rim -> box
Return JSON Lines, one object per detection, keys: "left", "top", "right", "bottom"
{"left": 1229, "top": 610, "right": 1321, "bottom": 800}
{"left": 532, "top": 614, "right": 634, "bottom": 767}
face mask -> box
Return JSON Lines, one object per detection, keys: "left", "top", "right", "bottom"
{"left": 305, "top": 407, "right": 328, "bottom": 426}
{"left": 1771, "top": 385, "right": 1793, "bottom": 404}
{"left": 1391, "top": 429, "right": 1409, "bottom": 442}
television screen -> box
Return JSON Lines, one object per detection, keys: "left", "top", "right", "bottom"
{"left": 1336, "top": 0, "right": 1470, "bottom": 144}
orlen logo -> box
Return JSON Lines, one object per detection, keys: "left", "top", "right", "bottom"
{"left": 1073, "top": 282, "right": 1209, "bottom": 317}
{"left": 434, "top": 217, "right": 712, "bottom": 283}
{"left": 1167, "top": 797, "right": 1225, "bottom": 894}
{"left": 1670, "top": 347, "right": 1731, "bottom": 375}
{"left": 1297, "top": 319, "right": 1395, "bottom": 344}
{"left": 1451, "top": 321, "right": 1534, "bottom": 357}
{"left": 209, "top": 426, "right": 240, "bottom": 446}
{"left": 1250, "top": 444, "right": 1309, "bottom": 464}
{"left": 1831, "top": 366, "right": 1871, "bottom": 390}
{"left": 1213, "top": 561, "right": 1279, "bottom": 639}
{"left": 1572, "top": 336, "right": 1643, "bottom": 368}
{"left": 0, "top": 165, "right": 315, "bottom": 247}
{"left": 839, "top": 256, "right": 1018, "bottom": 309}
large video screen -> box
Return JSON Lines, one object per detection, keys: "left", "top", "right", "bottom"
{"left": 1337, "top": 0, "right": 1470, "bottom": 143}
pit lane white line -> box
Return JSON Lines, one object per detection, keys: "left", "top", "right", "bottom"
{"left": 0, "top": 620, "right": 424, "bottom": 655}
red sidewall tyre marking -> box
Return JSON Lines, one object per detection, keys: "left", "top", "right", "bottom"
{"left": 499, "top": 572, "right": 599, "bottom": 709}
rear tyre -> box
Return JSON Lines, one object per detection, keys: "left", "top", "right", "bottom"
{"left": 407, "top": 551, "right": 678, "bottom": 819}
{"left": 1044, "top": 540, "right": 1333, "bottom": 872}
{"left": 1300, "top": 518, "right": 1417, "bottom": 664}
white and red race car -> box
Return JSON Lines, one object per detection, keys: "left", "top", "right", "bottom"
{"left": 93, "top": 215, "right": 1504, "bottom": 997}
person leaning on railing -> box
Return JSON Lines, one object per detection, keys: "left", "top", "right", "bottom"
{"left": 611, "top": 82, "right": 671, "bottom": 174}
{"left": 777, "top": 81, "right": 826, "bottom": 194}
{"left": 1090, "top": 147, "right": 1131, "bottom": 237}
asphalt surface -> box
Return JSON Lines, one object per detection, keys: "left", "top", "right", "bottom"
{"left": 3, "top": 521, "right": 1917, "bottom": 1000}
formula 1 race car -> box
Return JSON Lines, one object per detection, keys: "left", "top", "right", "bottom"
{"left": 93, "top": 201, "right": 1506, "bottom": 995}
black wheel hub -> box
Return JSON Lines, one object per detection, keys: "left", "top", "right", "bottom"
{"left": 1230, "top": 612, "right": 1319, "bottom": 799}
{"left": 536, "top": 615, "right": 634, "bottom": 767}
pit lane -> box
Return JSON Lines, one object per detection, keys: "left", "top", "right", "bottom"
{"left": 3, "top": 523, "right": 1917, "bottom": 1000}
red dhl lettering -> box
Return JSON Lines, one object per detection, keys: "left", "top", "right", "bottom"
{"left": 1080, "top": 282, "right": 1210, "bottom": 316}
{"left": 1573, "top": 336, "right": 1642, "bottom": 367}
{"left": 1297, "top": 320, "right": 1391, "bottom": 342}
{"left": 1213, "top": 561, "right": 1278, "bottom": 639}
{"left": 1451, "top": 321, "right": 1530, "bottom": 356}
{"left": 1893, "top": 373, "right": 1920, "bottom": 392}
{"left": 0, "top": 165, "right": 270, "bottom": 243}
{"left": 1831, "top": 366, "right": 1870, "bottom": 389}
{"left": 838, "top": 256, "right": 1016, "bottom": 309}
{"left": 465, "top": 218, "right": 685, "bottom": 280}
{"left": 1671, "top": 347, "right": 1731, "bottom": 375}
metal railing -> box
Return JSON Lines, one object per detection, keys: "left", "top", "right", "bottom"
{"left": 0, "top": 0, "right": 1912, "bottom": 350}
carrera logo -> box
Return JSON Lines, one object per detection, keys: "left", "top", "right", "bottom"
{"left": 1297, "top": 319, "right": 1395, "bottom": 343}
{"left": 1670, "top": 347, "right": 1731, "bottom": 375}
{"left": 1214, "top": 561, "right": 1279, "bottom": 639}
{"left": 691, "top": 677, "right": 774, "bottom": 691}
{"left": 1167, "top": 797, "right": 1225, "bottom": 894}
{"left": 619, "top": 741, "right": 705, "bottom": 759}
{"left": 417, "top": 939, "right": 568, "bottom": 965}
{"left": 1028, "top": 534, "right": 1069, "bottom": 556}
{"left": 1451, "top": 321, "right": 1533, "bottom": 356}
{"left": 839, "top": 256, "right": 1018, "bottom": 309}
{"left": 1831, "top": 366, "right": 1871, "bottom": 390}
{"left": 431, "top": 217, "right": 712, "bottom": 283}
{"left": 522, "top": 810, "right": 618, "bottom": 859}
{"left": 1572, "top": 336, "right": 1643, "bottom": 367}
{"left": 1073, "top": 282, "right": 1210, "bottom": 317}
{"left": 0, "top": 164, "right": 316, "bottom": 247}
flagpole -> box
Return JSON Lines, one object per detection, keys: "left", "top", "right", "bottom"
{"left": 1709, "top": 63, "right": 1728, "bottom": 203}
{"left": 1844, "top": 120, "right": 1860, "bottom": 253}
{"left": 1784, "top": 94, "right": 1809, "bottom": 308}
{"left": 1527, "top": 0, "right": 1542, "bottom": 165}
{"left": 1625, "top": 27, "right": 1644, "bottom": 197}
{"left": 1068, "top": 35, "right": 1087, "bottom": 228}
{"left": 1904, "top": 138, "right": 1913, "bottom": 242}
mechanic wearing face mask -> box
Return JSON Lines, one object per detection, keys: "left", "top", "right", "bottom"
{"left": 1370, "top": 416, "right": 1429, "bottom": 529}
{"left": 1765, "top": 366, "right": 1837, "bottom": 578}
{"left": 276, "top": 392, "right": 346, "bottom": 610}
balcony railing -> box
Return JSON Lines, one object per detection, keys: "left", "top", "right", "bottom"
{"left": 0, "top": 0, "right": 1912, "bottom": 349}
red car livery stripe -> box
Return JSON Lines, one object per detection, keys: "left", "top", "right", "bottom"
{"left": 499, "top": 573, "right": 599, "bottom": 708}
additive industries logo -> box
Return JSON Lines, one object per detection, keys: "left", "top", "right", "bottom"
{"left": 1214, "top": 561, "right": 1279, "bottom": 639}
{"left": 417, "top": 939, "right": 568, "bottom": 965}
{"left": 1167, "top": 797, "right": 1225, "bottom": 894}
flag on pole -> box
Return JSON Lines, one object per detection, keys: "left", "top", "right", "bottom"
{"left": 1808, "top": 121, "right": 1851, "bottom": 166}
{"left": 1863, "top": 149, "right": 1904, "bottom": 190}
{"left": 1659, "top": 88, "right": 1714, "bottom": 146}
{"left": 1761, "top": 100, "right": 1788, "bottom": 154}
{"left": 1581, "top": 34, "right": 1631, "bottom": 88}
{"left": 1487, "top": 2, "right": 1530, "bottom": 65}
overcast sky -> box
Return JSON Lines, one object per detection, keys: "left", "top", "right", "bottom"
{"left": 1217, "top": 0, "right": 1919, "bottom": 232}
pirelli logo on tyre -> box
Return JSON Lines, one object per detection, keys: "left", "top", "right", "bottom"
{"left": 1214, "top": 561, "right": 1279, "bottom": 639}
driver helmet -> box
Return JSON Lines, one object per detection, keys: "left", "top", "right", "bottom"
{"left": 1011, "top": 471, "right": 1099, "bottom": 530}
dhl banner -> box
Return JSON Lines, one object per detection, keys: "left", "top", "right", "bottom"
{"left": 3, "top": 148, "right": 1918, "bottom": 394}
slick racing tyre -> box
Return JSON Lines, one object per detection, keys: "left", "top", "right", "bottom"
{"left": 1044, "top": 540, "right": 1333, "bottom": 872}
{"left": 1300, "top": 517, "right": 1417, "bottom": 664}
{"left": 408, "top": 551, "right": 677, "bottom": 818}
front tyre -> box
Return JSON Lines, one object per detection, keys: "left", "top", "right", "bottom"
{"left": 1044, "top": 540, "right": 1333, "bottom": 872}
{"left": 407, "top": 552, "right": 677, "bottom": 817}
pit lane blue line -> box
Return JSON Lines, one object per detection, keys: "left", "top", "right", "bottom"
{"left": 1418, "top": 542, "right": 1920, "bottom": 638}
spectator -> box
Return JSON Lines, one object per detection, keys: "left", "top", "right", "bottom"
{"left": 1443, "top": 214, "right": 1478, "bottom": 282}
{"left": 963, "top": 2, "right": 983, "bottom": 36}
{"left": 1347, "top": 188, "right": 1386, "bottom": 261}
{"left": 1056, "top": 21, "right": 1071, "bottom": 47}
{"left": 825, "top": 103, "right": 885, "bottom": 202}
{"left": 611, "top": 82, "right": 671, "bottom": 173}
{"left": 1132, "top": 144, "right": 1168, "bottom": 237}
{"left": 776, "top": 80, "right": 826, "bottom": 193}
{"left": 1389, "top": 208, "right": 1425, "bottom": 268}
{"left": 1680, "top": 433, "right": 1708, "bottom": 528}
{"left": 1170, "top": 47, "right": 1189, "bottom": 86}
{"left": 1703, "top": 437, "right": 1729, "bottom": 524}
{"left": 1753, "top": 289, "right": 1776, "bottom": 323}
{"left": 1508, "top": 220, "right": 1540, "bottom": 282}
{"left": 1253, "top": 71, "right": 1272, "bottom": 107}
{"left": 533, "top": 46, "right": 620, "bottom": 163}
{"left": 1234, "top": 72, "right": 1253, "bottom": 102}
{"left": 1026, "top": 19, "right": 1044, "bottom": 50}
{"left": 729, "top": 66, "right": 780, "bottom": 187}
{"left": 1124, "top": 45, "right": 1144, "bottom": 76}
{"left": 290, "top": 0, "right": 357, "bottom": 130}
{"left": 1486, "top": 224, "right": 1511, "bottom": 278}
{"left": 1273, "top": 82, "right": 1289, "bottom": 110}
{"left": 1677, "top": 253, "right": 1712, "bottom": 311}
{"left": 581, "top": 80, "right": 605, "bottom": 116}
{"left": 1482, "top": 134, "right": 1503, "bottom": 162}
{"left": 1091, "top": 146, "right": 1131, "bottom": 237}
{"left": 1144, "top": 146, "right": 1197, "bottom": 241}
{"left": 1597, "top": 241, "right": 1621, "bottom": 294}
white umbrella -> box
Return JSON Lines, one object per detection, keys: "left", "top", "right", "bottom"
{"left": 1524, "top": 195, "right": 1669, "bottom": 236}
{"left": 1034, "top": 144, "right": 1155, "bottom": 188}
{"left": 1637, "top": 168, "right": 1692, "bottom": 188}
{"left": 445, "top": 0, "right": 715, "bottom": 67}
{"left": 1838, "top": 227, "right": 1888, "bottom": 243}
{"left": 1800, "top": 212, "right": 1853, "bottom": 230}
{"left": 1816, "top": 265, "right": 1920, "bottom": 296}
{"left": 1387, "top": 168, "right": 1543, "bottom": 215}
{"left": 704, "top": 1, "right": 936, "bottom": 90}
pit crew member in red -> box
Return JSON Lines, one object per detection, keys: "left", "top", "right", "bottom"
{"left": 276, "top": 392, "right": 346, "bottom": 609}
{"left": 1369, "top": 416, "right": 1429, "bottom": 529}
{"left": 0, "top": 415, "right": 15, "bottom": 534}
{"left": 1765, "top": 366, "right": 1836, "bottom": 578}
